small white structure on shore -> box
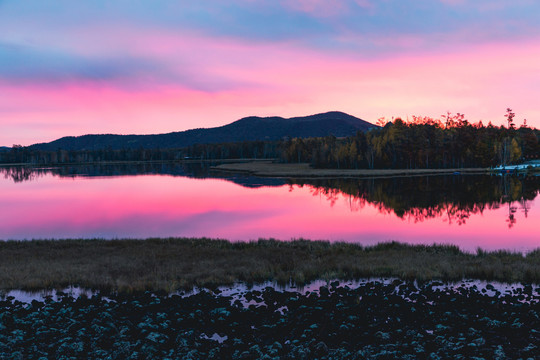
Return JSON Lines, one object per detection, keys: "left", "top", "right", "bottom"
{"left": 492, "top": 160, "right": 540, "bottom": 173}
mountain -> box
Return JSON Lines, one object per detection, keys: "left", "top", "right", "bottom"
{"left": 29, "top": 111, "right": 376, "bottom": 151}
{"left": 0, "top": 146, "right": 10, "bottom": 152}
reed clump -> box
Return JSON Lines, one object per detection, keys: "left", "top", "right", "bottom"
{"left": 0, "top": 238, "right": 538, "bottom": 292}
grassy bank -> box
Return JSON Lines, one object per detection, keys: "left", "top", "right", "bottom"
{"left": 212, "top": 161, "right": 490, "bottom": 178}
{"left": 1, "top": 238, "right": 539, "bottom": 292}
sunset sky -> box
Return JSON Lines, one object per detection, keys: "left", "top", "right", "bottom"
{"left": 2, "top": 0, "right": 540, "bottom": 146}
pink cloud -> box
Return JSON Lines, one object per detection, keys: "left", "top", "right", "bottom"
{"left": 280, "top": 0, "right": 349, "bottom": 17}
{"left": 2, "top": 30, "right": 540, "bottom": 146}
{"left": 439, "top": 0, "right": 466, "bottom": 5}
{"left": 279, "top": 0, "right": 375, "bottom": 17}
{"left": 354, "top": 0, "right": 374, "bottom": 9}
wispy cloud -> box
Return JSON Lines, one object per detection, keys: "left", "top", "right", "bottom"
{"left": 1, "top": 0, "right": 540, "bottom": 145}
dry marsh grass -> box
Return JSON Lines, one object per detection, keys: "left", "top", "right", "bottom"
{"left": 1, "top": 238, "right": 539, "bottom": 292}
{"left": 212, "top": 161, "right": 490, "bottom": 178}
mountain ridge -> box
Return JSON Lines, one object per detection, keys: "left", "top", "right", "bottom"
{"left": 29, "top": 111, "right": 376, "bottom": 151}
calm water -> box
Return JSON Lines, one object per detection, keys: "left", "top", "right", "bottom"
{"left": 1, "top": 163, "right": 538, "bottom": 252}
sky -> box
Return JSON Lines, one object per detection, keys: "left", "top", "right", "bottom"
{"left": 1, "top": 0, "right": 540, "bottom": 146}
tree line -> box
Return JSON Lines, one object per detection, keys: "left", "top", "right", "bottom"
{"left": 1, "top": 112, "right": 538, "bottom": 169}
{"left": 281, "top": 112, "right": 539, "bottom": 169}
{"left": 0, "top": 141, "right": 281, "bottom": 165}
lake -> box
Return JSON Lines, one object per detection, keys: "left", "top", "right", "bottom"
{"left": 1, "top": 163, "right": 538, "bottom": 252}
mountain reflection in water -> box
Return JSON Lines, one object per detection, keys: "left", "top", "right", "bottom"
{"left": 0, "top": 162, "right": 288, "bottom": 187}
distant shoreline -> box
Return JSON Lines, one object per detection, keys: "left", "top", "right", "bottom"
{"left": 0, "top": 238, "right": 538, "bottom": 293}
{"left": 0, "top": 158, "right": 273, "bottom": 168}
{"left": 0, "top": 159, "right": 493, "bottom": 179}
{"left": 212, "top": 161, "right": 491, "bottom": 179}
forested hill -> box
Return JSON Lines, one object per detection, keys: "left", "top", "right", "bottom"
{"left": 29, "top": 111, "right": 376, "bottom": 151}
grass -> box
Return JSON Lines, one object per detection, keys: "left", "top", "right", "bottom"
{"left": 1, "top": 238, "right": 539, "bottom": 293}
{"left": 212, "top": 161, "right": 490, "bottom": 178}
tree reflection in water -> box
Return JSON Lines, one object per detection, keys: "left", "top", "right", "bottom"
{"left": 1, "top": 166, "right": 44, "bottom": 183}
{"left": 291, "top": 175, "right": 540, "bottom": 227}
{"left": 0, "top": 162, "right": 210, "bottom": 182}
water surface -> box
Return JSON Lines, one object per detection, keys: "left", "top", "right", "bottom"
{"left": 1, "top": 163, "right": 538, "bottom": 252}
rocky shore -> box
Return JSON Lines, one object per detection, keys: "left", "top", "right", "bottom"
{"left": 1, "top": 280, "right": 538, "bottom": 359}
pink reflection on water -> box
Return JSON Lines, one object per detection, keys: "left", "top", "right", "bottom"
{"left": 0, "top": 174, "right": 538, "bottom": 252}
